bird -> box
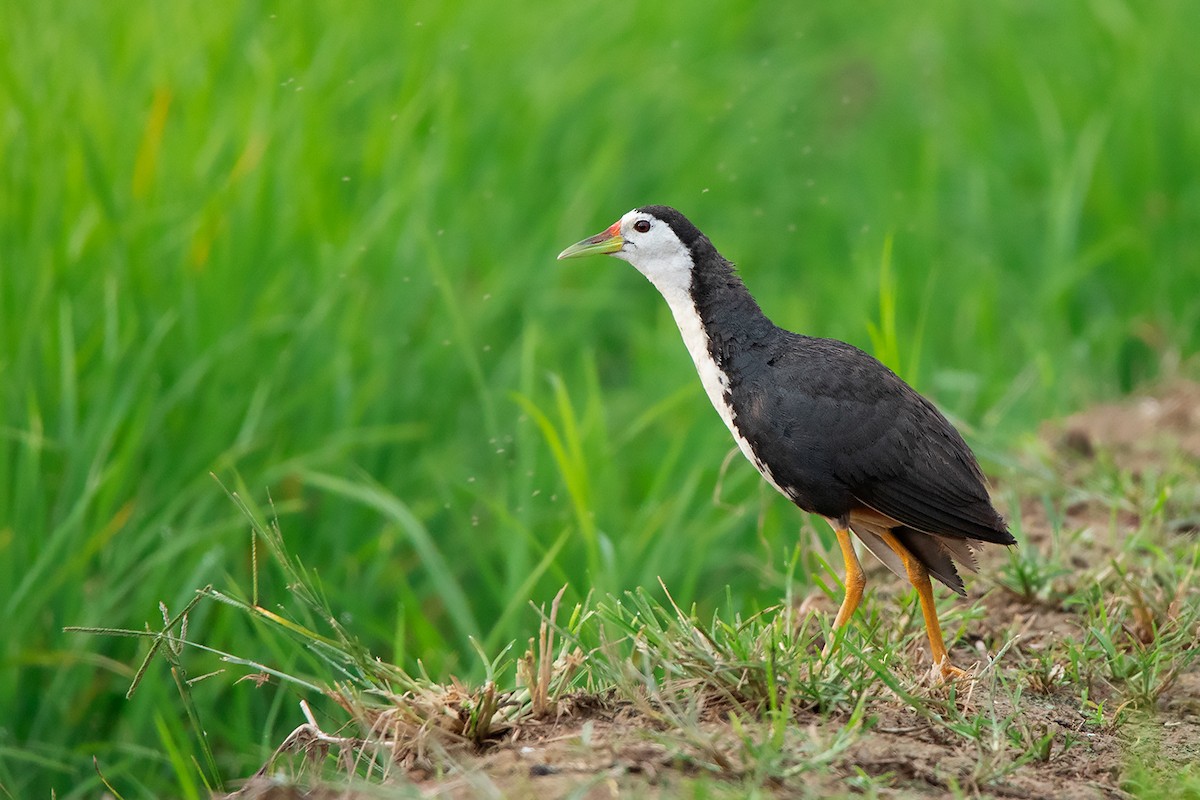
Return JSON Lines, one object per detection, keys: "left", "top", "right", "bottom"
{"left": 557, "top": 205, "right": 1015, "bottom": 680}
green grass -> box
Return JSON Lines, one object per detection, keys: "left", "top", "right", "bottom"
{"left": 74, "top": 452, "right": 1200, "bottom": 797}
{"left": 2, "top": 1, "right": 1199, "bottom": 796}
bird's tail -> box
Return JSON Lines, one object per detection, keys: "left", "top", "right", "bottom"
{"left": 850, "top": 522, "right": 972, "bottom": 596}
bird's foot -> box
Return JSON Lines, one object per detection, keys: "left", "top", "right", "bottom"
{"left": 930, "top": 657, "right": 971, "bottom": 684}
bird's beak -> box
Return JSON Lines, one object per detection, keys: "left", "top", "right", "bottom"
{"left": 557, "top": 221, "right": 624, "bottom": 260}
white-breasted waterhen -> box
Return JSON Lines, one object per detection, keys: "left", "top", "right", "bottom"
{"left": 558, "top": 205, "right": 1015, "bottom": 680}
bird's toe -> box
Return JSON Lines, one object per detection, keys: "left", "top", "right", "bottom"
{"left": 933, "top": 657, "right": 972, "bottom": 684}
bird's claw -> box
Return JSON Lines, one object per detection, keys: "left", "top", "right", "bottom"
{"left": 932, "top": 657, "right": 971, "bottom": 684}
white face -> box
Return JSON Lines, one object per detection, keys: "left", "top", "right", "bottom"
{"left": 612, "top": 208, "right": 694, "bottom": 295}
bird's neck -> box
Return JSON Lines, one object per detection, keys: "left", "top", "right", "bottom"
{"left": 687, "top": 247, "right": 775, "bottom": 350}
{"left": 644, "top": 241, "right": 777, "bottom": 471}
{"left": 645, "top": 241, "right": 775, "bottom": 409}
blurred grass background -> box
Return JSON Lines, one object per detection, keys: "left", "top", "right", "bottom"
{"left": 1, "top": 0, "right": 1198, "bottom": 795}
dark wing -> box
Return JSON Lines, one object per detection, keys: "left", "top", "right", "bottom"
{"left": 734, "top": 335, "right": 1012, "bottom": 545}
{"left": 840, "top": 380, "right": 1011, "bottom": 543}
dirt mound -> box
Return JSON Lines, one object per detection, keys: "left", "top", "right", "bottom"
{"left": 1053, "top": 380, "right": 1200, "bottom": 470}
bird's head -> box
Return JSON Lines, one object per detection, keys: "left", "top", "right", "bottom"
{"left": 557, "top": 206, "right": 705, "bottom": 295}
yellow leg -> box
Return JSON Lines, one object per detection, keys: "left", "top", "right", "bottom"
{"left": 823, "top": 527, "right": 866, "bottom": 657}
{"left": 832, "top": 528, "right": 866, "bottom": 629}
{"left": 878, "top": 530, "right": 966, "bottom": 681}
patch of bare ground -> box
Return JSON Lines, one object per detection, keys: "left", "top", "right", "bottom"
{"left": 1032, "top": 379, "right": 1200, "bottom": 550}
{"left": 1052, "top": 380, "right": 1200, "bottom": 469}
{"left": 229, "top": 678, "right": 1200, "bottom": 799}
{"left": 223, "top": 381, "right": 1200, "bottom": 799}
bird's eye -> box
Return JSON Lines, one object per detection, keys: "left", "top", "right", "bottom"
{"left": 633, "top": 219, "right": 651, "bottom": 233}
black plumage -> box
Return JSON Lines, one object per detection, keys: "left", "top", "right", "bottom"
{"left": 647, "top": 204, "right": 1012, "bottom": 582}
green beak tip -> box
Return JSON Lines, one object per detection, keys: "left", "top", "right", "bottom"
{"left": 557, "top": 228, "right": 624, "bottom": 260}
